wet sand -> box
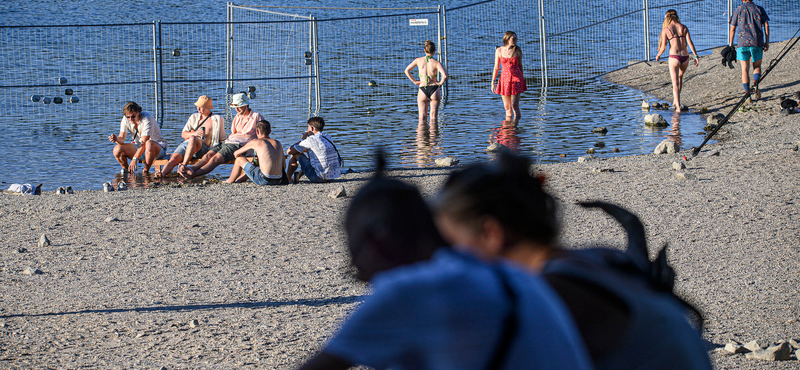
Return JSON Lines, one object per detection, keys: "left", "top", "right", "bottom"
{"left": 1, "top": 39, "right": 799, "bottom": 369}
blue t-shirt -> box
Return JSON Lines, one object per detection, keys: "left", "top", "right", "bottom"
{"left": 324, "top": 249, "right": 592, "bottom": 370}
{"left": 730, "top": 2, "right": 769, "bottom": 47}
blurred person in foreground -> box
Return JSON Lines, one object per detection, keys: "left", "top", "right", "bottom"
{"left": 433, "top": 152, "right": 713, "bottom": 370}
{"left": 297, "top": 151, "right": 591, "bottom": 370}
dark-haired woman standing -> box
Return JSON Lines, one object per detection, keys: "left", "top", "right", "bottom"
{"left": 492, "top": 31, "right": 527, "bottom": 121}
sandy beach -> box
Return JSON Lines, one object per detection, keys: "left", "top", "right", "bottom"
{"left": 1, "top": 39, "right": 799, "bottom": 369}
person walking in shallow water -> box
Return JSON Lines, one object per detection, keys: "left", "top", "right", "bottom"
{"left": 404, "top": 40, "right": 448, "bottom": 126}
{"left": 655, "top": 9, "right": 698, "bottom": 112}
{"left": 492, "top": 31, "right": 527, "bottom": 121}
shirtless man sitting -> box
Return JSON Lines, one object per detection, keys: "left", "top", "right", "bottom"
{"left": 157, "top": 95, "right": 225, "bottom": 178}
{"left": 226, "top": 120, "right": 287, "bottom": 185}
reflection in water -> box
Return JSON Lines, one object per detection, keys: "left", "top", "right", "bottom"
{"left": 666, "top": 112, "right": 682, "bottom": 147}
{"left": 110, "top": 170, "right": 213, "bottom": 189}
{"left": 415, "top": 120, "right": 440, "bottom": 165}
{"left": 490, "top": 120, "right": 521, "bottom": 152}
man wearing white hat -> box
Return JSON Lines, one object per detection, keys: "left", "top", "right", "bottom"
{"left": 157, "top": 95, "right": 226, "bottom": 177}
{"left": 179, "top": 93, "right": 261, "bottom": 179}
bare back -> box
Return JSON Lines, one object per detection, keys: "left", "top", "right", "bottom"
{"left": 415, "top": 56, "right": 443, "bottom": 86}
{"left": 662, "top": 23, "right": 689, "bottom": 56}
{"left": 252, "top": 138, "right": 285, "bottom": 177}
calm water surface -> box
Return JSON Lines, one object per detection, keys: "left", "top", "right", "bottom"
{"left": 0, "top": 0, "right": 731, "bottom": 190}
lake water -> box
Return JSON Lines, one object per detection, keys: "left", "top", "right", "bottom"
{"left": 1, "top": 0, "right": 794, "bottom": 191}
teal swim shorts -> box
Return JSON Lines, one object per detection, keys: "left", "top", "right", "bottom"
{"left": 736, "top": 46, "right": 763, "bottom": 62}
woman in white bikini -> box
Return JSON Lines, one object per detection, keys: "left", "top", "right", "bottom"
{"left": 404, "top": 40, "right": 448, "bottom": 126}
{"left": 656, "top": 9, "right": 698, "bottom": 112}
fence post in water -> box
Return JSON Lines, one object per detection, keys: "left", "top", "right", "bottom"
{"left": 307, "top": 15, "right": 313, "bottom": 116}
{"left": 152, "top": 21, "right": 161, "bottom": 128}
{"left": 537, "top": 0, "right": 548, "bottom": 88}
{"left": 312, "top": 16, "right": 321, "bottom": 114}
{"left": 226, "top": 2, "right": 234, "bottom": 122}
{"left": 439, "top": 5, "right": 449, "bottom": 101}
{"left": 643, "top": 0, "right": 650, "bottom": 61}
{"left": 157, "top": 20, "right": 165, "bottom": 128}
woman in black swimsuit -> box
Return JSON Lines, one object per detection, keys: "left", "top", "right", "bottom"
{"left": 655, "top": 9, "right": 698, "bottom": 112}
{"left": 404, "top": 40, "right": 449, "bottom": 126}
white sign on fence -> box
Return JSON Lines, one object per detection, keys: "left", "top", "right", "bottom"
{"left": 409, "top": 18, "right": 429, "bottom": 26}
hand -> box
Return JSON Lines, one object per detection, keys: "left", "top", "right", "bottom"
{"left": 413, "top": 80, "right": 421, "bottom": 86}
{"left": 128, "top": 158, "right": 138, "bottom": 173}
{"left": 491, "top": 82, "right": 495, "bottom": 92}
{"left": 694, "top": 58, "right": 699, "bottom": 67}
{"left": 763, "top": 42, "right": 769, "bottom": 52}
{"left": 655, "top": 55, "right": 661, "bottom": 62}
{"left": 108, "top": 134, "right": 117, "bottom": 143}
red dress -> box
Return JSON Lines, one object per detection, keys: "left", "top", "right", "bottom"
{"left": 496, "top": 56, "right": 527, "bottom": 96}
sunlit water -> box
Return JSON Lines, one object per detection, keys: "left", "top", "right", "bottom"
{"left": 3, "top": 0, "right": 765, "bottom": 191}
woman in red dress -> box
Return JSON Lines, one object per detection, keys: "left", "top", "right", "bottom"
{"left": 491, "top": 31, "right": 527, "bottom": 121}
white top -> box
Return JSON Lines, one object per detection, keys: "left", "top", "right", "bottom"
{"left": 119, "top": 111, "right": 166, "bottom": 148}
{"left": 182, "top": 112, "right": 226, "bottom": 145}
{"left": 294, "top": 132, "right": 341, "bottom": 180}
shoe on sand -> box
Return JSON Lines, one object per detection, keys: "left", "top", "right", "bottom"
{"left": 66, "top": 186, "right": 73, "bottom": 194}
{"left": 117, "top": 181, "right": 127, "bottom": 191}
{"left": 292, "top": 172, "right": 300, "bottom": 184}
{"left": 753, "top": 86, "right": 761, "bottom": 101}
{"left": 56, "top": 186, "right": 66, "bottom": 194}
{"left": 103, "top": 182, "right": 114, "bottom": 192}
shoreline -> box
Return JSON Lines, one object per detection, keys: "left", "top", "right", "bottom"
{"left": 1, "top": 40, "right": 799, "bottom": 369}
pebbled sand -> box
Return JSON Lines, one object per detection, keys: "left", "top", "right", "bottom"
{"left": 1, "top": 39, "right": 799, "bottom": 369}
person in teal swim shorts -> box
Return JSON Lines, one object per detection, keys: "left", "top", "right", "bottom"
{"left": 728, "top": 0, "right": 769, "bottom": 101}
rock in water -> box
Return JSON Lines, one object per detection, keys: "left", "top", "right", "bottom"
{"left": 586, "top": 148, "right": 596, "bottom": 154}
{"left": 38, "top": 234, "right": 50, "bottom": 248}
{"left": 327, "top": 186, "right": 346, "bottom": 199}
{"left": 707, "top": 113, "right": 725, "bottom": 125}
{"left": 486, "top": 143, "right": 510, "bottom": 153}
{"left": 591, "top": 126, "right": 608, "bottom": 134}
{"left": 654, "top": 139, "right": 680, "bottom": 154}
{"left": 644, "top": 114, "right": 668, "bottom": 127}
{"left": 641, "top": 100, "right": 650, "bottom": 110}
{"left": 435, "top": 156, "right": 460, "bottom": 167}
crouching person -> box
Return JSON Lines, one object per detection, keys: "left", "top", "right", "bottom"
{"left": 226, "top": 120, "right": 287, "bottom": 185}
{"left": 286, "top": 117, "right": 341, "bottom": 183}
{"left": 108, "top": 101, "right": 167, "bottom": 174}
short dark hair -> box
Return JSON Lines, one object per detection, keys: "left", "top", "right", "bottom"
{"left": 123, "top": 102, "right": 142, "bottom": 115}
{"left": 345, "top": 150, "right": 447, "bottom": 281}
{"left": 256, "top": 120, "right": 271, "bottom": 136}
{"left": 308, "top": 116, "right": 325, "bottom": 131}
{"left": 435, "top": 152, "right": 559, "bottom": 248}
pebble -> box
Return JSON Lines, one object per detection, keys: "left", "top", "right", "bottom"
{"left": 189, "top": 319, "right": 199, "bottom": 328}
{"left": 434, "top": 156, "right": 460, "bottom": 167}
{"left": 789, "top": 338, "right": 800, "bottom": 349}
{"left": 186, "top": 223, "right": 200, "bottom": 228}
{"left": 641, "top": 100, "right": 650, "bottom": 110}
{"left": 745, "top": 342, "right": 791, "bottom": 361}
{"left": 16, "top": 247, "right": 27, "bottom": 253}
{"left": 743, "top": 340, "right": 764, "bottom": 352}
{"left": 672, "top": 162, "right": 686, "bottom": 170}
{"left": 702, "top": 150, "right": 720, "bottom": 157}
{"left": 559, "top": 154, "right": 566, "bottom": 158}
{"left": 327, "top": 186, "right": 346, "bottom": 199}
{"left": 38, "top": 234, "right": 50, "bottom": 248}
{"left": 104, "top": 217, "right": 119, "bottom": 223}
{"left": 724, "top": 341, "right": 748, "bottom": 354}
{"left": 22, "top": 267, "right": 42, "bottom": 275}
{"left": 592, "top": 168, "right": 614, "bottom": 173}
{"left": 586, "top": 148, "right": 596, "bottom": 154}
{"left": 612, "top": 148, "right": 620, "bottom": 153}
{"left": 593, "top": 142, "right": 605, "bottom": 148}
{"left": 577, "top": 155, "right": 598, "bottom": 163}
{"left": 674, "top": 172, "right": 697, "bottom": 180}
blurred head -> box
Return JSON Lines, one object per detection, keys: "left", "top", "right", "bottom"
{"left": 308, "top": 116, "right": 325, "bottom": 132}
{"left": 256, "top": 119, "right": 271, "bottom": 136}
{"left": 663, "top": 9, "right": 680, "bottom": 28}
{"left": 503, "top": 31, "right": 518, "bottom": 46}
{"left": 433, "top": 153, "right": 558, "bottom": 261}
{"left": 345, "top": 150, "right": 447, "bottom": 281}
{"left": 424, "top": 40, "right": 436, "bottom": 55}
